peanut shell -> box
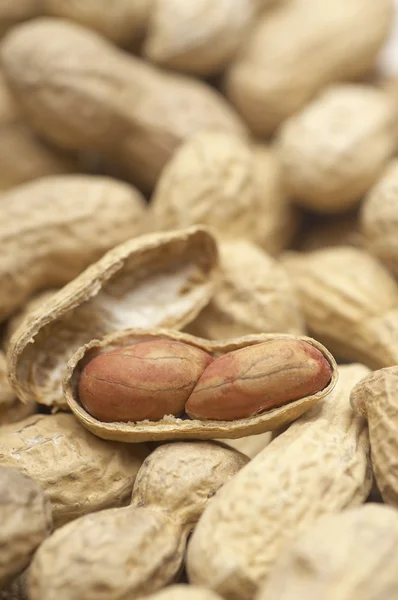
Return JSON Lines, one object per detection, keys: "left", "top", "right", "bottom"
{"left": 7, "top": 226, "right": 217, "bottom": 410}
{"left": 0, "top": 413, "right": 149, "bottom": 527}
{"left": 251, "top": 144, "right": 299, "bottom": 255}
{"left": 277, "top": 84, "right": 395, "bottom": 214}
{"left": 258, "top": 504, "right": 398, "bottom": 600}
{"left": 186, "top": 364, "right": 372, "bottom": 599}
{"left": 0, "top": 466, "right": 52, "bottom": 586}
{"left": 64, "top": 328, "right": 337, "bottom": 442}
{"left": 0, "top": 1, "right": 42, "bottom": 38}
{"left": 0, "top": 18, "right": 246, "bottom": 192}
{"left": 218, "top": 432, "right": 272, "bottom": 459}
{"left": 225, "top": 0, "right": 393, "bottom": 135}
{"left": 283, "top": 246, "right": 398, "bottom": 369}
{"left": 0, "top": 573, "right": 28, "bottom": 600}
{"left": 0, "top": 351, "right": 36, "bottom": 426}
{"left": 351, "top": 366, "right": 398, "bottom": 507}
{"left": 0, "top": 70, "right": 74, "bottom": 190}
{"left": 144, "top": 0, "right": 254, "bottom": 75}
{"left": 27, "top": 441, "right": 248, "bottom": 600}
{"left": 146, "top": 586, "right": 223, "bottom": 600}
{"left": 361, "top": 159, "right": 398, "bottom": 275}
{"left": 186, "top": 240, "right": 305, "bottom": 340}
{"left": 42, "top": 0, "right": 149, "bottom": 45}
{"left": 0, "top": 174, "right": 146, "bottom": 322}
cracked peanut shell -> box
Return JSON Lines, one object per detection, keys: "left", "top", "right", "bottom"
{"left": 63, "top": 328, "right": 337, "bottom": 443}
{"left": 7, "top": 226, "right": 217, "bottom": 410}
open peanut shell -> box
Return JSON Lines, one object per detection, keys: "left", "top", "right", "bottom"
{"left": 63, "top": 329, "right": 338, "bottom": 442}
{"left": 7, "top": 227, "right": 217, "bottom": 410}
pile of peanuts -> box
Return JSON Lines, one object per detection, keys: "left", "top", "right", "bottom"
{"left": 1, "top": 1, "right": 398, "bottom": 599}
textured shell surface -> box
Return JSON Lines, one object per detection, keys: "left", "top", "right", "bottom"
{"left": 0, "top": 174, "right": 146, "bottom": 322}
{"left": 146, "top": 584, "right": 223, "bottom": 600}
{"left": 225, "top": 0, "right": 393, "bottom": 135}
{"left": 258, "top": 504, "right": 398, "bottom": 600}
{"left": 351, "top": 366, "right": 398, "bottom": 508}
{"left": 144, "top": 0, "right": 254, "bottom": 75}
{"left": 0, "top": 466, "right": 52, "bottom": 586}
{"left": 0, "top": 18, "right": 246, "bottom": 191}
{"left": 186, "top": 240, "right": 305, "bottom": 339}
{"left": 361, "top": 159, "right": 398, "bottom": 275}
{"left": 277, "top": 84, "right": 395, "bottom": 213}
{"left": 283, "top": 246, "right": 398, "bottom": 368}
{"left": 27, "top": 441, "right": 247, "bottom": 600}
{"left": 7, "top": 226, "right": 217, "bottom": 409}
{"left": 0, "top": 413, "right": 148, "bottom": 527}
{"left": 186, "top": 364, "right": 372, "bottom": 600}
{"left": 64, "top": 328, "right": 337, "bottom": 442}
{"left": 43, "top": 0, "right": 150, "bottom": 45}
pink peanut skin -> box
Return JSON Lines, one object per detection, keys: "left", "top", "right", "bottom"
{"left": 185, "top": 339, "right": 332, "bottom": 420}
{"left": 78, "top": 340, "right": 213, "bottom": 422}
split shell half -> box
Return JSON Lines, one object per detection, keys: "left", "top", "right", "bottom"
{"left": 64, "top": 329, "right": 338, "bottom": 442}
{"left": 7, "top": 227, "right": 217, "bottom": 410}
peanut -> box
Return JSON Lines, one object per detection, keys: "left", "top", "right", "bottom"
{"left": 0, "top": 1, "right": 42, "bottom": 38}
{"left": 64, "top": 330, "right": 337, "bottom": 441}
{"left": 42, "top": 0, "right": 149, "bottom": 46}
{"left": 186, "top": 339, "right": 332, "bottom": 421}
{"left": 0, "top": 18, "right": 246, "bottom": 192}
{"left": 186, "top": 364, "right": 372, "bottom": 599}
{"left": 218, "top": 432, "right": 272, "bottom": 460}
{"left": 0, "top": 350, "right": 36, "bottom": 426}
{"left": 26, "top": 441, "right": 248, "bottom": 600}
{"left": 277, "top": 85, "right": 396, "bottom": 214}
{"left": 257, "top": 504, "right": 398, "bottom": 600}
{"left": 0, "top": 70, "right": 74, "bottom": 190}
{"left": 225, "top": 0, "right": 393, "bottom": 135}
{"left": 151, "top": 132, "right": 297, "bottom": 254}
{"left": 147, "top": 586, "right": 223, "bottom": 600}
{"left": 283, "top": 246, "right": 398, "bottom": 369}
{"left": 351, "top": 366, "right": 398, "bottom": 508}
{"left": 361, "top": 159, "right": 398, "bottom": 275}
{"left": 78, "top": 339, "right": 213, "bottom": 422}
{"left": 0, "top": 466, "right": 52, "bottom": 586}
{"left": 144, "top": 0, "right": 255, "bottom": 76}
{"left": 185, "top": 240, "right": 305, "bottom": 340}
{"left": 0, "top": 174, "right": 146, "bottom": 322}
{"left": 0, "top": 413, "right": 149, "bottom": 527}
{"left": 7, "top": 227, "right": 217, "bottom": 410}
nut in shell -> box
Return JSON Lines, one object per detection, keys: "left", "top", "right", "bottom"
{"left": 26, "top": 441, "right": 248, "bottom": 600}
{"left": 64, "top": 328, "right": 337, "bottom": 443}
{"left": 0, "top": 466, "right": 52, "bottom": 586}
{"left": 0, "top": 413, "right": 149, "bottom": 527}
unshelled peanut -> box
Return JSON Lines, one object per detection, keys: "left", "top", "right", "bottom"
{"left": 186, "top": 240, "right": 305, "bottom": 340}
{"left": 283, "top": 246, "right": 398, "bottom": 369}
{"left": 27, "top": 441, "right": 248, "bottom": 600}
{"left": 225, "top": 0, "right": 393, "bottom": 135}
{"left": 0, "top": 174, "right": 146, "bottom": 322}
{"left": 361, "top": 159, "right": 398, "bottom": 275}
{"left": 0, "top": 413, "right": 148, "bottom": 527}
{"left": 258, "top": 504, "right": 398, "bottom": 600}
{"left": 147, "top": 586, "right": 223, "bottom": 600}
{"left": 0, "top": 18, "right": 246, "bottom": 191}
{"left": 42, "top": 0, "right": 149, "bottom": 45}
{"left": 187, "top": 364, "right": 371, "bottom": 599}
{"left": 351, "top": 366, "right": 398, "bottom": 508}
{"left": 277, "top": 84, "right": 395, "bottom": 214}
{"left": 0, "top": 467, "right": 52, "bottom": 586}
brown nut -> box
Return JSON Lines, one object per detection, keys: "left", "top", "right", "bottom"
{"left": 186, "top": 339, "right": 332, "bottom": 421}
{"left": 79, "top": 339, "right": 213, "bottom": 422}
